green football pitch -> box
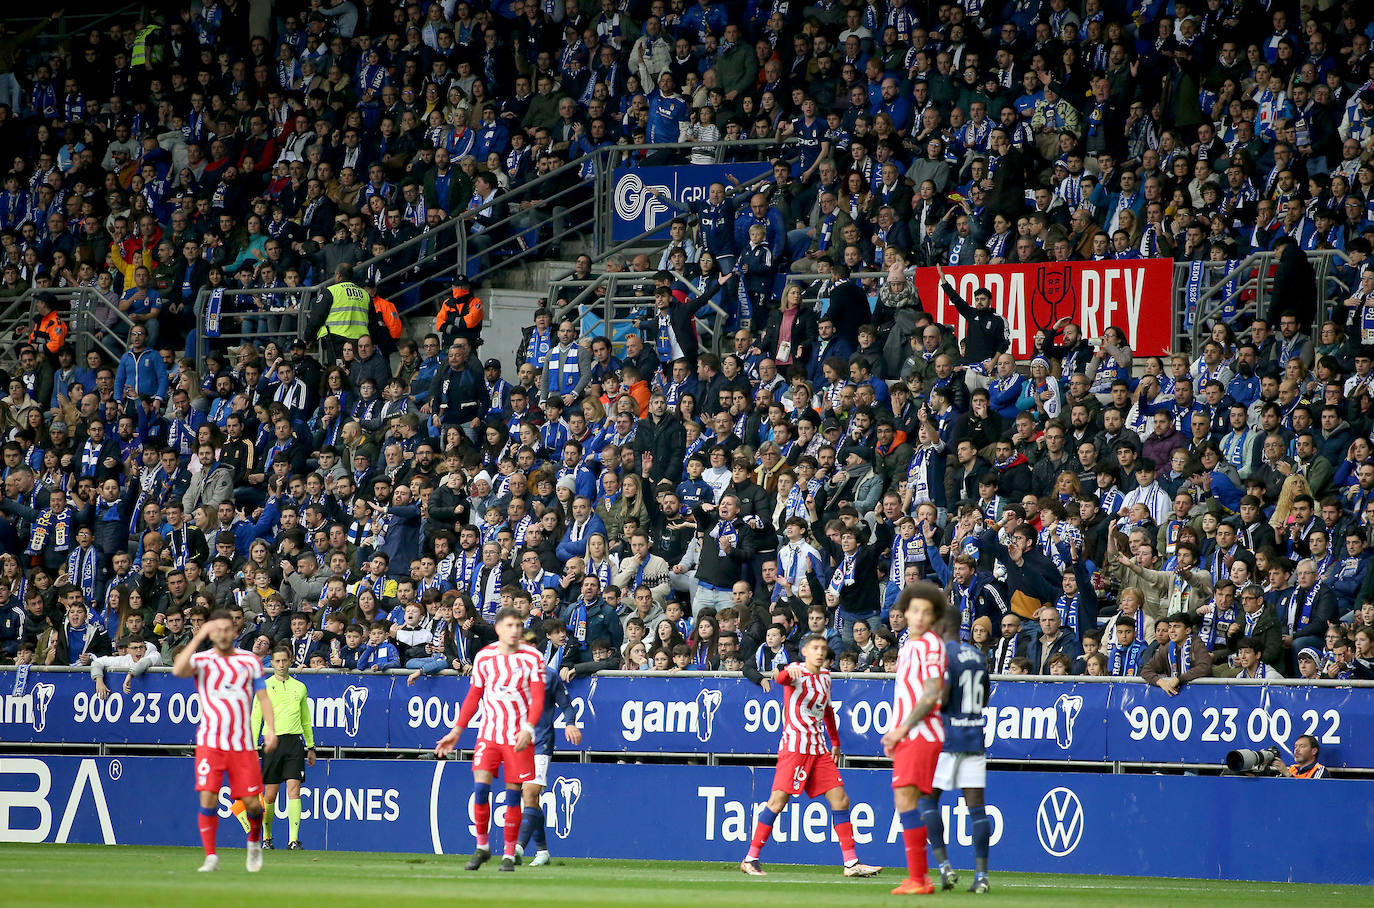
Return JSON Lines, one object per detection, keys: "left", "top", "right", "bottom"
{"left": 0, "top": 845, "right": 1366, "bottom": 906}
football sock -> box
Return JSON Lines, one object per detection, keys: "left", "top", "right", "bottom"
{"left": 198, "top": 806, "right": 218, "bottom": 856}
{"left": 246, "top": 808, "right": 262, "bottom": 844}
{"left": 288, "top": 798, "right": 303, "bottom": 842}
{"left": 831, "top": 808, "right": 858, "bottom": 865}
{"left": 970, "top": 805, "right": 991, "bottom": 872}
{"left": 746, "top": 806, "right": 777, "bottom": 861}
{"left": 918, "top": 796, "right": 947, "bottom": 864}
{"left": 262, "top": 796, "right": 274, "bottom": 839}
{"left": 899, "top": 809, "right": 928, "bottom": 880}
{"left": 503, "top": 795, "right": 521, "bottom": 858}
{"left": 517, "top": 806, "right": 540, "bottom": 850}
{"left": 230, "top": 798, "right": 251, "bottom": 833}
{"left": 530, "top": 805, "right": 548, "bottom": 851}
{"left": 473, "top": 782, "right": 492, "bottom": 850}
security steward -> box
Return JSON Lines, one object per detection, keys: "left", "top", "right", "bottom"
{"left": 435, "top": 275, "right": 484, "bottom": 350}
{"left": 27, "top": 292, "right": 69, "bottom": 364}
{"left": 250, "top": 647, "right": 317, "bottom": 850}
{"left": 303, "top": 263, "right": 382, "bottom": 365}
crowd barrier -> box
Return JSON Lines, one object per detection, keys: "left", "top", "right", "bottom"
{"left": 4, "top": 669, "right": 1371, "bottom": 769}
{"left": 1, "top": 755, "right": 1369, "bottom": 884}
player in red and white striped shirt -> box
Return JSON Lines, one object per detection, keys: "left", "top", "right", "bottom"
{"left": 172, "top": 610, "right": 277, "bottom": 874}
{"left": 882, "top": 582, "right": 949, "bottom": 896}
{"left": 740, "top": 634, "right": 881, "bottom": 878}
{"left": 436, "top": 607, "right": 546, "bottom": 873}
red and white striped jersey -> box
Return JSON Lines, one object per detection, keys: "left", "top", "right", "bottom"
{"left": 189, "top": 648, "right": 264, "bottom": 751}
{"left": 893, "top": 632, "right": 946, "bottom": 744}
{"left": 470, "top": 642, "right": 544, "bottom": 745}
{"left": 775, "top": 663, "right": 837, "bottom": 755}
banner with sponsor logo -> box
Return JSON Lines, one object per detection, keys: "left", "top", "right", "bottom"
{"left": 0, "top": 671, "right": 390, "bottom": 749}
{"left": 611, "top": 164, "right": 772, "bottom": 241}
{"left": 2, "top": 756, "right": 1369, "bottom": 884}
{"left": 1107, "top": 682, "right": 1368, "bottom": 766}
{"left": 912, "top": 259, "right": 1175, "bottom": 360}
{"left": 2, "top": 671, "right": 1368, "bottom": 769}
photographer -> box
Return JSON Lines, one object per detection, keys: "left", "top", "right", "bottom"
{"left": 1269, "top": 735, "right": 1329, "bottom": 779}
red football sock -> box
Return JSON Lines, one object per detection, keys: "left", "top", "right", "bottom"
{"left": 247, "top": 810, "right": 262, "bottom": 844}
{"left": 198, "top": 808, "right": 218, "bottom": 857}
{"left": 902, "top": 826, "right": 929, "bottom": 880}
{"left": 503, "top": 798, "right": 521, "bottom": 858}
{"left": 474, "top": 802, "right": 491, "bottom": 850}
{"left": 746, "top": 816, "right": 775, "bottom": 861}
{"left": 835, "top": 821, "right": 858, "bottom": 864}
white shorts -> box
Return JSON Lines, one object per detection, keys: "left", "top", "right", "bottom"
{"left": 533, "top": 753, "right": 550, "bottom": 788}
{"left": 932, "top": 751, "right": 987, "bottom": 792}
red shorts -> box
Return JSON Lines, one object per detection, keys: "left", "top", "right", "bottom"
{"left": 473, "top": 739, "right": 536, "bottom": 786}
{"left": 891, "top": 737, "right": 941, "bottom": 793}
{"left": 194, "top": 745, "right": 263, "bottom": 799}
{"left": 772, "top": 751, "right": 844, "bottom": 799}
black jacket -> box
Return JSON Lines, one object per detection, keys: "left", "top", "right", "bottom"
{"left": 633, "top": 413, "right": 686, "bottom": 484}
{"left": 693, "top": 505, "right": 756, "bottom": 590}
{"left": 942, "top": 280, "right": 1009, "bottom": 364}
{"left": 811, "top": 523, "right": 883, "bottom": 618}
{"left": 758, "top": 305, "right": 815, "bottom": 367}
{"left": 637, "top": 297, "right": 700, "bottom": 369}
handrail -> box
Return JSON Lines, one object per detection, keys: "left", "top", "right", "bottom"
{"left": 5, "top": 664, "right": 1368, "bottom": 687}
{"left": 1181, "top": 249, "right": 1350, "bottom": 353}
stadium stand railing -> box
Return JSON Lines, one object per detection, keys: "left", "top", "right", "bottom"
{"left": 1175, "top": 249, "right": 1351, "bottom": 353}
{"left": 2, "top": 285, "right": 134, "bottom": 364}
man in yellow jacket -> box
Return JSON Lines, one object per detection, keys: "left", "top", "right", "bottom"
{"left": 250, "top": 647, "right": 317, "bottom": 850}
{"left": 303, "top": 263, "right": 375, "bottom": 365}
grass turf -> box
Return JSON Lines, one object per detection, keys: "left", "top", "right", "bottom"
{"left": 0, "top": 844, "right": 1366, "bottom": 906}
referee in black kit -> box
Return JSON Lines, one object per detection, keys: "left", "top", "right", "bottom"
{"left": 251, "top": 647, "right": 317, "bottom": 850}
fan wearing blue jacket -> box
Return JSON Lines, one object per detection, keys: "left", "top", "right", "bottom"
{"left": 556, "top": 497, "right": 607, "bottom": 563}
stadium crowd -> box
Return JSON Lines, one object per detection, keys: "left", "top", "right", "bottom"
{"left": 2, "top": 0, "right": 1374, "bottom": 691}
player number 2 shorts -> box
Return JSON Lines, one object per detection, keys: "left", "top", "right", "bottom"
{"left": 772, "top": 750, "right": 843, "bottom": 798}
{"left": 933, "top": 752, "right": 987, "bottom": 791}
{"left": 474, "top": 739, "right": 536, "bottom": 785}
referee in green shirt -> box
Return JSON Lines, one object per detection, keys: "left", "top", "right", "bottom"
{"left": 251, "top": 647, "right": 316, "bottom": 850}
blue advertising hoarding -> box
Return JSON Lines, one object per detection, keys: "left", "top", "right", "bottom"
{"left": 2, "top": 670, "right": 1369, "bottom": 768}
{"left": 610, "top": 164, "right": 771, "bottom": 241}
{"left": 1, "top": 756, "right": 1370, "bottom": 885}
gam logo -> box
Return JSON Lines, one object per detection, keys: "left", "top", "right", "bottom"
{"left": 984, "top": 692, "right": 1083, "bottom": 750}
{"left": 551, "top": 777, "right": 580, "bottom": 839}
{"left": 1, "top": 682, "right": 56, "bottom": 732}
{"left": 620, "top": 690, "right": 722, "bottom": 743}
{"left": 612, "top": 173, "right": 671, "bottom": 231}
{"left": 311, "top": 686, "right": 369, "bottom": 737}
{"left": 1036, "top": 787, "right": 1085, "bottom": 857}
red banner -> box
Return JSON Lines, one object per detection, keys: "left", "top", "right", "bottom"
{"left": 911, "top": 259, "right": 1176, "bottom": 360}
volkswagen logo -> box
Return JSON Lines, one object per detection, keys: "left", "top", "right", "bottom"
{"left": 1036, "top": 787, "right": 1084, "bottom": 857}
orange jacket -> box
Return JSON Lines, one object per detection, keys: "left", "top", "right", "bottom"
{"left": 30, "top": 311, "right": 68, "bottom": 354}
{"left": 626, "top": 379, "right": 650, "bottom": 417}
{"left": 436, "top": 288, "right": 483, "bottom": 335}
{"left": 374, "top": 295, "right": 403, "bottom": 339}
